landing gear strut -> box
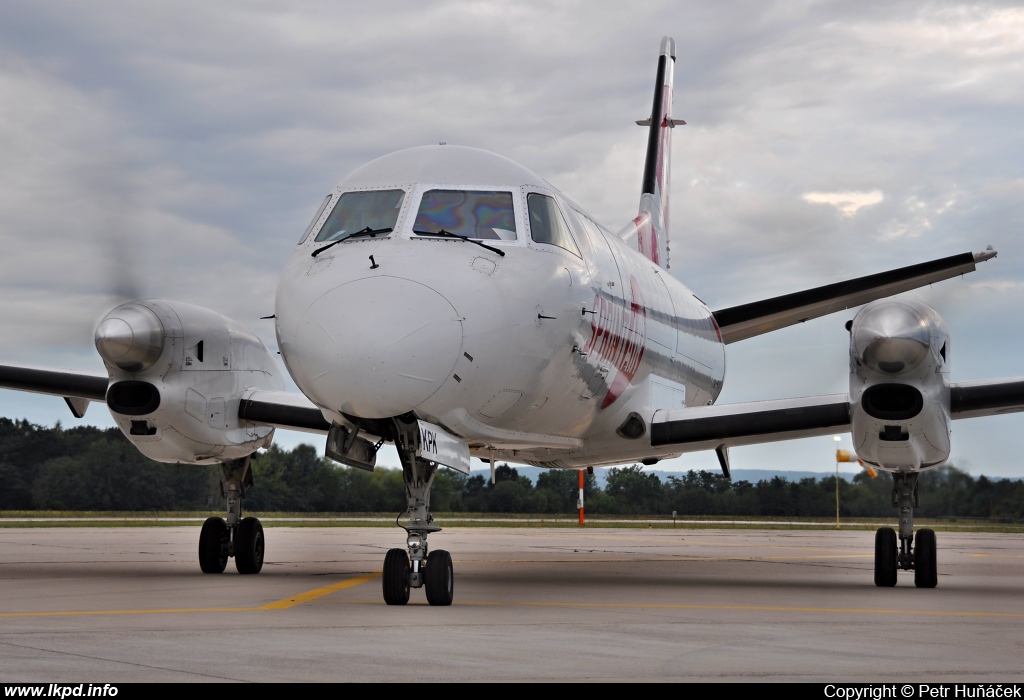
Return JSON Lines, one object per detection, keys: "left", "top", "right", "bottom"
{"left": 382, "top": 417, "right": 454, "bottom": 606}
{"left": 198, "top": 456, "right": 264, "bottom": 575}
{"left": 874, "top": 471, "right": 936, "bottom": 588}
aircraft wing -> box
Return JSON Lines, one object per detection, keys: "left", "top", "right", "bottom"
{"left": 0, "top": 363, "right": 108, "bottom": 418}
{"left": 651, "top": 377, "right": 1024, "bottom": 453}
{"left": 238, "top": 389, "right": 330, "bottom": 434}
{"left": 651, "top": 394, "right": 852, "bottom": 452}
{"left": 712, "top": 248, "right": 996, "bottom": 344}
{"left": 0, "top": 362, "right": 330, "bottom": 433}
{"left": 0, "top": 363, "right": 108, "bottom": 400}
{"left": 950, "top": 378, "right": 1024, "bottom": 419}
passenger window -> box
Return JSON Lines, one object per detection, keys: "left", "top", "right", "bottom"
{"left": 298, "top": 194, "right": 332, "bottom": 244}
{"left": 315, "top": 189, "right": 405, "bottom": 242}
{"left": 413, "top": 190, "right": 517, "bottom": 240}
{"left": 527, "top": 193, "right": 581, "bottom": 257}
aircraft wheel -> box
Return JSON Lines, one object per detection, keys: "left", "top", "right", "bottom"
{"left": 234, "top": 517, "right": 265, "bottom": 574}
{"left": 874, "top": 527, "right": 897, "bottom": 587}
{"left": 198, "top": 517, "right": 228, "bottom": 574}
{"left": 425, "top": 549, "right": 454, "bottom": 606}
{"left": 383, "top": 548, "right": 410, "bottom": 605}
{"left": 914, "top": 528, "right": 938, "bottom": 589}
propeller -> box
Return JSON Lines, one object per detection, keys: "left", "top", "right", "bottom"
{"left": 85, "top": 165, "right": 162, "bottom": 371}
{"left": 82, "top": 161, "right": 149, "bottom": 304}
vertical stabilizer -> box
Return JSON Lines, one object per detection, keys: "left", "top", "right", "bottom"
{"left": 632, "top": 36, "right": 682, "bottom": 269}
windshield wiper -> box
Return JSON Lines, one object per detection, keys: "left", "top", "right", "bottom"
{"left": 412, "top": 228, "right": 506, "bottom": 257}
{"left": 311, "top": 227, "right": 392, "bottom": 257}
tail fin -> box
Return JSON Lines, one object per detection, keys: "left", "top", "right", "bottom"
{"left": 632, "top": 36, "right": 682, "bottom": 269}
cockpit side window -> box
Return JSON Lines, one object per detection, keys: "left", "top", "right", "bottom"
{"left": 527, "top": 193, "right": 581, "bottom": 257}
{"left": 298, "top": 194, "right": 332, "bottom": 245}
{"left": 560, "top": 204, "right": 595, "bottom": 261}
{"left": 413, "top": 190, "right": 517, "bottom": 240}
{"left": 314, "top": 189, "right": 405, "bottom": 242}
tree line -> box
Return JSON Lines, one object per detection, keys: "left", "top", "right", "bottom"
{"left": 2, "top": 418, "right": 1023, "bottom": 519}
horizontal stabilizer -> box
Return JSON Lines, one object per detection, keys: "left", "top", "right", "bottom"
{"left": 636, "top": 118, "right": 686, "bottom": 127}
{"left": 713, "top": 248, "right": 995, "bottom": 343}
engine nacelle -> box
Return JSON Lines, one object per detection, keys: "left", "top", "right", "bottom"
{"left": 95, "top": 300, "right": 285, "bottom": 464}
{"left": 849, "top": 300, "right": 951, "bottom": 472}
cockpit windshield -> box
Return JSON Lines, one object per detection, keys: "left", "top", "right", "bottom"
{"left": 314, "top": 189, "right": 405, "bottom": 242}
{"left": 413, "top": 190, "right": 517, "bottom": 240}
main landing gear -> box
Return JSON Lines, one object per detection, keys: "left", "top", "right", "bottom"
{"left": 874, "top": 471, "right": 937, "bottom": 588}
{"left": 381, "top": 417, "right": 454, "bottom": 606}
{"left": 198, "top": 456, "right": 264, "bottom": 575}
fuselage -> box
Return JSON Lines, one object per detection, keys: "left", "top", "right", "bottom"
{"left": 274, "top": 145, "right": 725, "bottom": 467}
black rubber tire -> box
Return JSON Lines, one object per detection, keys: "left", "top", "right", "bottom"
{"left": 915, "top": 528, "right": 938, "bottom": 588}
{"left": 198, "top": 517, "right": 228, "bottom": 574}
{"left": 874, "top": 527, "right": 898, "bottom": 587}
{"left": 425, "top": 549, "right": 454, "bottom": 606}
{"left": 382, "top": 548, "right": 410, "bottom": 605}
{"left": 234, "top": 517, "right": 265, "bottom": 574}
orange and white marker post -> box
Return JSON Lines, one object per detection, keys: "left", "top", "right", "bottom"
{"left": 837, "top": 448, "right": 877, "bottom": 478}
{"left": 578, "top": 469, "right": 585, "bottom": 527}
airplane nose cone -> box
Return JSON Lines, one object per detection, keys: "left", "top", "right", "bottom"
{"left": 852, "top": 302, "right": 931, "bottom": 374}
{"left": 95, "top": 304, "right": 165, "bottom": 371}
{"left": 291, "top": 277, "right": 463, "bottom": 418}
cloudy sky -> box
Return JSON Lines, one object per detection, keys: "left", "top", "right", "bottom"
{"left": 1, "top": 1, "right": 1022, "bottom": 477}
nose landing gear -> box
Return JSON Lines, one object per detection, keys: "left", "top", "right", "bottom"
{"left": 198, "top": 456, "right": 265, "bottom": 575}
{"left": 381, "top": 418, "right": 455, "bottom": 606}
{"left": 382, "top": 531, "right": 454, "bottom": 606}
{"left": 873, "top": 471, "right": 936, "bottom": 588}
{"left": 425, "top": 549, "right": 455, "bottom": 606}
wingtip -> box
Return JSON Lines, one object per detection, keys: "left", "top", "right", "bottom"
{"left": 660, "top": 36, "right": 676, "bottom": 59}
{"left": 973, "top": 245, "right": 997, "bottom": 263}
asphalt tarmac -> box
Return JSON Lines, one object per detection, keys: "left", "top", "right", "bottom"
{"left": 1, "top": 526, "right": 1023, "bottom": 682}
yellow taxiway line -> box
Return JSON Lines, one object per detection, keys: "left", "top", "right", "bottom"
{"left": 0, "top": 573, "right": 380, "bottom": 619}
{"left": 4, "top": 570, "right": 1024, "bottom": 620}
{"left": 259, "top": 573, "right": 380, "bottom": 609}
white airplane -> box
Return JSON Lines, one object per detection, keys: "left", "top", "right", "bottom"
{"left": 1, "top": 37, "right": 1022, "bottom": 604}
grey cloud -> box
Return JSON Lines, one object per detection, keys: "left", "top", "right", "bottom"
{"left": 1, "top": 0, "right": 1021, "bottom": 475}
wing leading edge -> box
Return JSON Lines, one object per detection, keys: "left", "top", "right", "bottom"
{"left": 651, "top": 395, "right": 851, "bottom": 452}
{"left": 0, "top": 363, "right": 108, "bottom": 401}
{"left": 238, "top": 389, "right": 330, "bottom": 434}
{"left": 651, "top": 378, "right": 1024, "bottom": 452}
{"left": 5, "top": 362, "right": 1023, "bottom": 452}
{"left": 0, "top": 362, "right": 330, "bottom": 434}
{"left": 713, "top": 248, "right": 996, "bottom": 344}
{"left": 949, "top": 378, "right": 1024, "bottom": 420}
